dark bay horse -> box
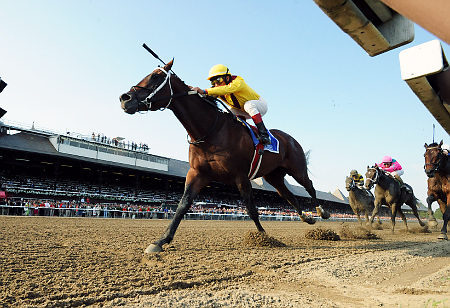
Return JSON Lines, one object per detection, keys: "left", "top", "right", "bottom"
{"left": 345, "top": 176, "right": 381, "bottom": 225}
{"left": 424, "top": 141, "right": 450, "bottom": 240}
{"left": 365, "top": 166, "right": 425, "bottom": 233}
{"left": 120, "top": 60, "right": 330, "bottom": 253}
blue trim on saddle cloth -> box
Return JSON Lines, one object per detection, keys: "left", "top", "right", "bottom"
{"left": 238, "top": 118, "right": 279, "bottom": 153}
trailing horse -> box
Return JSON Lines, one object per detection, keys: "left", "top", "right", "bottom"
{"left": 424, "top": 141, "right": 450, "bottom": 240}
{"left": 345, "top": 176, "right": 381, "bottom": 226}
{"left": 120, "top": 60, "right": 330, "bottom": 252}
{"left": 365, "top": 165, "right": 425, "bottom": 233}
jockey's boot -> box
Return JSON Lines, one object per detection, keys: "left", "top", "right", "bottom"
{"left": 394, "top": 174, "right": 408, "bottom": 191}
{"left": 255, "top": 122, "right": 271, "bottom": 146}
{"left": 251, "top": 113, "right": 271, "bottom": 146}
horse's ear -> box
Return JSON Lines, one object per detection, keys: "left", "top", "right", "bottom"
{"left": 164, "top": 58, "right": 174, "bottom": 72}
{"left": 424, "top": 143, "right": 428, "bottom": 148}
{"left": 439, "top": 140, "right": 443, "bottom": 147}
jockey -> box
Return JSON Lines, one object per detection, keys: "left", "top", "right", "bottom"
{"left": 350, "top": 169, "right": 364, "bottom": 188}
{"left": 190, "top": 64, "right": 271, "bottom": 146}
{"left": 377, "top": 155, "right": 406, "bottom": 187}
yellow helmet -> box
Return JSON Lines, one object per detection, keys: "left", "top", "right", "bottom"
{"left": 207, "top": 64, "right": 231, "bottom": 80}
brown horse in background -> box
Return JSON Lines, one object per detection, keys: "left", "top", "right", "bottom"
{"left": 345, "top": 176, "right": 381, "bottom": 226}
{"left": 424, "top": 141, "right": 450, "bottom": 240}
{"left": 120, "top": 60, "right": 330, "bottom": 253}
{"left": 365, "top": 166, "right": 425, "bottom": 233}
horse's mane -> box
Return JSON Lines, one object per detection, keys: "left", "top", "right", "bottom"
{"left": 173, "top": 74, "right": 221, "bottom": 110}
{"left": 173, "top": 74, "right": 242, "bottom": 125}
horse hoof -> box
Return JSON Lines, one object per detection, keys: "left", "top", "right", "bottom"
{"left": 437, "top": 233, "right": 448, "bottom": 240}
{"left": 144, "top": 244, "right": 163, "bottom": 253}
{"left": 427, "top": 220, "right": 438, "bottom": 228}
{"left": 316, "top": 206, "right": 330, "bottom": 220}
{"left": 300, "top": 214, "right": 316, "bottom": 225}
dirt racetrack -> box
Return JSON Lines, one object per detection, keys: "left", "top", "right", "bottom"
{"left": 1, "top": 216, "right": 449, "bottom": 308}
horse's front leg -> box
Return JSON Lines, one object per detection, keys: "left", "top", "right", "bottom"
{"left": 145, "top": 169, "right": 208, "bottom": 253}
{"left": 426, "top": 194, "right": 438, "bottom": 227}
{"left": 236, "top": 178, "right": 265, "bottom": 232}
{"left": 357, "top": 212, "right": 363, "bottom": 225}
{"left": 363, "top": 211, "right": 370, "bottom": 226}
{"left": 369, "top": 199, "right": 381, "bottom": 226}
{"left": 438, "top": 198, "right": 449, "bottom": 240}
{"left": 390, "top": 203, "right": 399, "bottom": 234}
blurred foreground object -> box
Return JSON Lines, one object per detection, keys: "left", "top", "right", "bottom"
{"left": 381, "top": 0, "right": 450, "bottom": 44}
{"left": 0, "top": 77, "right": 6, "bottom": 93}
{"left": 399, "top": 40, "right": 450, "bottom": 135}
{"left": 314, "top": 0, "right": 414, "bottom": 56}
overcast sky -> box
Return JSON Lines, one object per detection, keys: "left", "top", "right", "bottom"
{"left": 1, "top": 1, "right": 449, "bottom": 209}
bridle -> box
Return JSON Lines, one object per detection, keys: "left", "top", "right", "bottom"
{"left": 424, "top": 146, "right": 445, "bottom": 175}
{"left": 348, "top": 177, "right": 366, "bottom": 192}
{"left": 131, "top": 67, "right": 175, "bottom": 111}
{"left": 365, "top": 167, "right": 379, "bottom": 189}
{"left": 346, "top": 177, "right": 356, "bottom": 191}
{"left": 130, "top": 67, "right": 223, "bottom": 145}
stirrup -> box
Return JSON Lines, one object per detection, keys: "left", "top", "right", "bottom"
{"left": 259, "top": 134, "right": 271, "bottom": 146}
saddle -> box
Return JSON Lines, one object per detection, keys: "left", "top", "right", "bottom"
{"left": 236, "top": 118, "right": 279, "bottom": 180}
{"left": 237, "top": 118, "right": 279, "bottom": 153}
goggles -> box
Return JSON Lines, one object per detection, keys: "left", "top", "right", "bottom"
{"left": 383, "top": 162, "right": 392, "bottom": 166}
{"left": 210, "top": 76, "right": 225, "bottom": 86}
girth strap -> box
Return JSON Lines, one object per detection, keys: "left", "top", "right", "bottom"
{"left": 248, "top": 143, "right": 265, "bottom": 180}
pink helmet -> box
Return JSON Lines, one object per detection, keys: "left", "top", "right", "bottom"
{"left": 382, "top": 155, "right": 392, "bottom": 163}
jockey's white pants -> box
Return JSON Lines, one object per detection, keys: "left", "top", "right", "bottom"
{"left": 389, "top": 170, "right": 404, "bottom": 177}
{"left": 230, "top": 98, "right": 268, "bottom": 119}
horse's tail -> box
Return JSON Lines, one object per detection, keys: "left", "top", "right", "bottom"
{"left": 304, "top": 149, "right": 310, "bottom": 166}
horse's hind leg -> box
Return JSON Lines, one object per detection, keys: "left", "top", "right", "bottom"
{"left": 264, "top": 169, "right": 315, "bottom": 225}
{"left": 406, "top": 196, "right": 426, "bottom": 227}
{"left": 236, "top": 177, "right": 265, "bottom": 232}
{"left": 438, "top": 199, "right": 449, "bottom": 240}
{"left": 145, "top": 169, "right": 208, "bottom": 253}
{"left": 397, "top": 207, "right": 409, "bottom": 232}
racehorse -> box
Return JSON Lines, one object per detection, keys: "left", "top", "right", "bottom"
{"left": 120, "top": 60, "right": 330, "bottom": 253}
{"left": 365, "top": 165, "right": 425, "bottom": 233}
{"left": 345, "top": 176, "right": 381, "bottom": 226}
{"left": 424, "top": 141, "right": 450, "bottom": 240}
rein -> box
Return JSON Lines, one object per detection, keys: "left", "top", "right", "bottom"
{"left": 133, "top": 67, "right": 227, "bottom": 145}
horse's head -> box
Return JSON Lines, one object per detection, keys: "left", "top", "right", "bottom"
{"left": 364, "top": 165, "right": 378, "bottom": 190}
{"left": 424, "top": 140, "right": 444, "bottom": 177}
{"left": 120, "top": 60, "right": 174, "bottom": 114}
{"left": 345, "top": 176, "right": 355, "bottom": 192}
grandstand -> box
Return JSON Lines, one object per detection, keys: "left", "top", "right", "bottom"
{"left": 0, "top": 120, "right": 364, "bottom": 219}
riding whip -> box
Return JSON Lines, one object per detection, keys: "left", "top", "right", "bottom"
{"left": 141, "top": 43, "right": 233, "bottom": 116}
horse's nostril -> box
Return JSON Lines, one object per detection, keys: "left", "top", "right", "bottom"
{"left": 120, "top": 93, "right": 131, "bottom": 102}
